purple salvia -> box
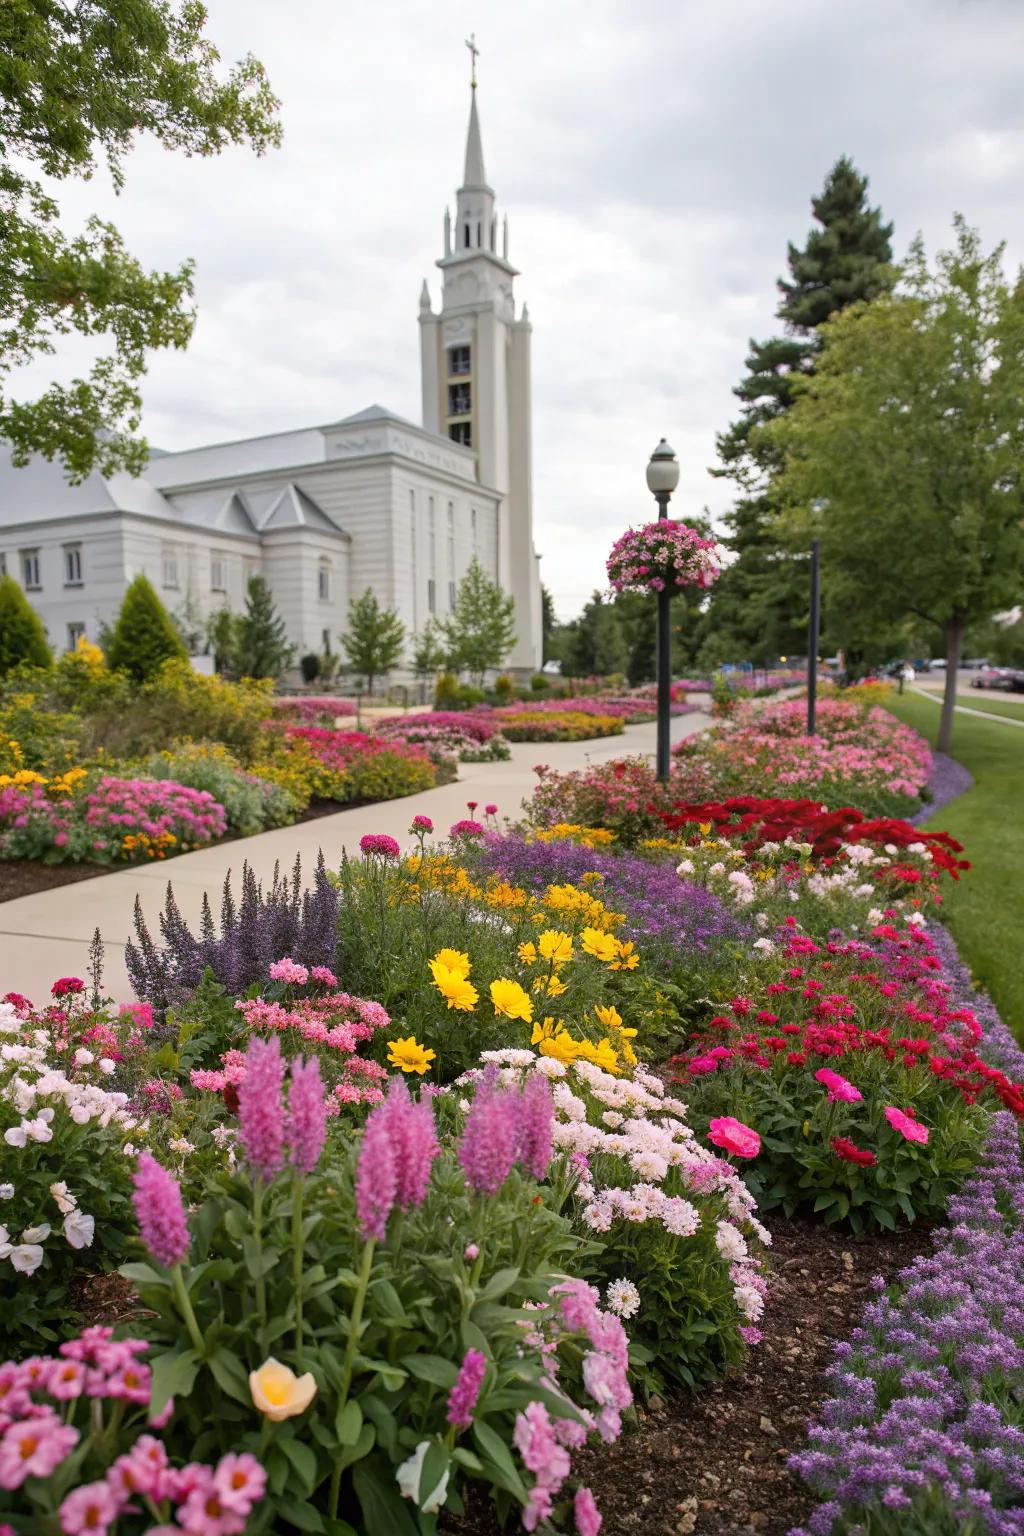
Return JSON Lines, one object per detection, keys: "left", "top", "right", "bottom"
{"left": 355, "top": 1102, "right": 398, "bottom": 1240}
{"left": 518, "top": 1074, "right": 554, "bottom": 1180}
{"left": 237, "top": 1035, "right": 286, "bottom": 1180}
{"left": 132, "top": 1151, "right": 190, "bottom": 1268}
{"left": 446, "top": 1348, "right": 487, "bottom": 1430}
{"left": 287, "top": 1054, "right": 327, "bottom": 1176}
{"left": 459, "top": 1072, "right": 520, "bottom": 1196}
{"left": 384, "top": 1076, "right": 440, "bottom": 1211}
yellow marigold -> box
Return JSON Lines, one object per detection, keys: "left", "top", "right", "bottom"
{"left": 609, "top": 940, "right": 639, "bottom": 972}
{"left": 579, "top": 870, "right": 605, "bottom": 884}
{"left": 580, "top": 927, "right": 618, "bottom": 963}
{"left": 577, "top": 1037, "right": 621, "bottom": 1074}
{"left": 533, "top": 973, "right": 567, "bottom": 997}
{"left": 537, "top": 1031, "right": 581, "bottom": 1064}
{"left": 537, "top": 929, "right": 574, "bottom": 965}
{"left": 490, "top": 978, "right": 533, "bottom": 1023}
{"left": 387, "top": 1036, "right": 437, "bottom": 1075}
{"left": 593, "top": 1003, "right": 623, "bottom": 1030}
{"left": 518, "top": 941, "right": 538, "bottom": 966}
{"left": 430, "top": 963, "right": 479, "bottom": 1012}
{"left": 432, "top": 948, "right": 471, "bottom": 979}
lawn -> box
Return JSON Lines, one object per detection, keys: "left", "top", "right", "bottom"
{"left": 887, "top": 693, "right": 1024, "bottom": 1035}
{"left": 956, "top": 693, "right": 1024, "bottom": 722}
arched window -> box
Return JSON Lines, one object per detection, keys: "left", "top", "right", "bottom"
{"left": 318, "top": 558, "right": 331, "bottom": 601}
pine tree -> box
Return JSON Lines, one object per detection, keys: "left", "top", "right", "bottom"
{"left": 106, "top": 573, "right": 187, "bottom": 681}
{"left": 341, "top": 589, "right": 405, "bottom": 694}
{"left": 0, "top": 575, "right": 52, "bottom": 675}
{"left": 442, "top": 558, "right": 516, "bottom": 686}
{"left": 233, "top": 576, "right": 294, "bottom": 680}
{"left": 708, "top": 157, "right": 894, "bottom": 661}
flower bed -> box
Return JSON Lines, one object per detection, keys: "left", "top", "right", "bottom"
{"left": 0, "top": 775, "right": 227, "bottom": 864}
{"left": 492, "top": 708, "right": 625, "bottom": 742}
{"left": 268, "top": 694, "right": 358, "bottom": 723}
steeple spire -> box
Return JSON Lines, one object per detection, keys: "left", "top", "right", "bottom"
{"left": 462, "top": 82, "right": 488, "bottom": 189}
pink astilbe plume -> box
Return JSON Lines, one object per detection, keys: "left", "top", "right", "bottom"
{"left": 518, "top": 1074, "right": 554, "bottom": 1179}
{"left": 386, "top": 1076, "right": 440, "bottom": 1210}
{"left": 459, "top": 1069, "right": 520, "bottom": 1196}
{"left": 574, "top": 1487, "right": 603, "bottom": 1535}
{"left": 132, "top": 1152, "right": 190, "bottom": 1269}
{"left": 287, "top": 1054, "right": 327, "bottom": 1175}
{"left": 446, "top": 1348, "right": 487, "bottom": 1430}
{"left": 237, "top": 1035, "right": 286, "bottom": 1180}
{"left": 355, "top": 1103, "right": 398, "bottom": 1240}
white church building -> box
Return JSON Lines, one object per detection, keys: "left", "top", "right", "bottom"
{"left": 0, "top": 82, "right": 543, "bottom": 674}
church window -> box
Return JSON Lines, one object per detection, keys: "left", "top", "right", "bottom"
{"left": 161, "top": 546, "right": 180, "bottom": 590}
{"left": 448, "top": 346, "right": 471, "bottom": 377}
{"left": 66, "top": 622, "right": 85, "bottom": 651}
{"left": 63, "top": 544, "right": 82, "bottom": 586}
{"left": 21, "top": 549, "right": 41, "bottom": 590}
{"left": 471, "top": 507, "right": 478, "bottom": 549}
{"left": 0, "top": 553, "right": 5, "bottom": 576}
{"left": 318, "top": 559, "right": 331, "bottom": 601}
{"left": 476, "top": 221, "right": 481, "bottom": 246}
{"left": 448, "top": 422, "right": 471, "bottom": 447}
{"left": 448, "top": 383, "right": 471, "bottom": 416}
{"left": 427, "top": 578, "right": 436, "bottom": 615}
{"left": 464, "top": 223, "right": 470, "bottom": 248}
{"left": 322, "top": 628, "right": 332, "bottom": 654}
{"left": 448, "top": 580, "right": 456, "bottom": 611}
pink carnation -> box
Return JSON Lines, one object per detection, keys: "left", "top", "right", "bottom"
{"left": 359, "top": 833, "right": 401, "bottom": 859}
{"left": 269, "top": 957, "right": 309, "bottom": 985}
{"left": 707, "top": 1116, "right": 761, "bottom": 1159}
{"left": 814, "top": 1067, "right": 863, "bottom": 1104}
{"left": 884, "top": 1106, "right": 929, "bottom": 1144}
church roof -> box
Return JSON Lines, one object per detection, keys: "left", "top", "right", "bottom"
{"left": 462, "top": 89, "right": 489, "bottom": 188}
{"left": 259, "top": 484, "right": 350, "bottom": 539}
{"left": 332, "top": 403, "right": 420, "bottom": 430}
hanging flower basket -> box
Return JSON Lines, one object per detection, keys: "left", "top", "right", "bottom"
{"left": 607, "top": 520, "right": 721, "bottom": 597}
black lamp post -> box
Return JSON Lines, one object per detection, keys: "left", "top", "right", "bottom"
{"left": 647, "top": 438, "right": 680, "bottom": 781}
{"left": 807, "top": 537, "right": 821, "bottom": 734}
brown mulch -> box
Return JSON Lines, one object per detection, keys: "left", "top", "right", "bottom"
{"left": 447, "top": 1214, "right": 930, "bottom": 1536}
{"left": 71, "top": 1269, "right": 144, "bottom": 1328}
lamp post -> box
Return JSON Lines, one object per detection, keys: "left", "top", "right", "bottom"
{"left": 646, "top": 438, "right": 680, "bottom": 781}
{"left": 807, "top": 538, "right": 821, "bottom": 734}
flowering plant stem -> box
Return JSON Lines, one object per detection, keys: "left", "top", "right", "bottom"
{"left": 171, "top": 1263, "right": 205, "bottom": 1355}
{"left": 252, "top": 1179, "right": 268, "bottom": 1342}
{"left": 292, "top": 1174, "right": 305, "bottom": 1371}
{"left": 328, "top": 1235, "right": 376, "bottom": 1518}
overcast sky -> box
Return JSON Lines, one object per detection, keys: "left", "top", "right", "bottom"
{"left": 14, "top": 0, "right": 1024, "bottom": 616}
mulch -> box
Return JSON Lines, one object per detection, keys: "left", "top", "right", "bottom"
{"left": 446, "top": 1213, "right": 930, "bottom": 1536}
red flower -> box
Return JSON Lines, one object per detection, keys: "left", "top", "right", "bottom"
{"left": 51, "top": 977, "right": 85, "bottom": 998}
{"left": 831, "top": 1136, "right": 876, "bottom": 1167}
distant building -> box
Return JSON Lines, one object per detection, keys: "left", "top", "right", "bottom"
{"left": 0, "top": 80, "right": 542, "bottom": 673}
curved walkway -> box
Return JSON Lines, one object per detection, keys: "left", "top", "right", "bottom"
{"left": 0, "top": 709, "right": 710, "bottom": 1004}
{"left": 910, "top": 686, "right": 1024, "bottom": 729}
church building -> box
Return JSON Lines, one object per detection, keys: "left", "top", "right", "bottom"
{"left": 0, "top": 79, "right": 544, "bottom": 675}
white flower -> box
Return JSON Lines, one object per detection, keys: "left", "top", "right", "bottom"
{"left": 97, "top": 1058, "right": 116, "bottom": 1076}
{"left": 50, "top": 1182, "right": 77, "bottom": 1215}
{"left": 752, "top": 937, "right": 775, "bottom": 954}
{"left": 21, "top": 1224, "right": 51, "bottom": 1244}
{"left": 0, "top": 1184, "right": 12, "bottom": 1200}
{"left": 396, "top": 1440, "right": 450, "bottom": 1513}
{"left": 73, "top": 1048, "right": 95, "bottom": 1065}
{"left": 63, "top": 1211, "right": 95, "bottom": 1250}
{"left": 9, "top": 1244, "right": 45, "bottom": 1275}
{"left": 533, "top": 1057, "right": 567, "bottom": 1079}
{"left": 168, "top": 1138, "right": 194, "bottom": 1155}
{"left": 753, "top": 911, "right": 770, "bottom": 930}
{"left": 582, "top": 1202, "right": 613, "bottom": 1232}
{"left": 867, "top": 908, "right": 884, "bottom": 925}
{"left": 715, "top": 1221, "right": 748, "bottom": 1263}
{"left": 675, "top": 859, "right": 694, "bottom": 876}
{"left": 123, "top": 1143, "right": 137, "bottom": 1157}
{"left": 907, "top": 912, "right": 926, "bottom": 927}
{"left": 606, "top": 1278, "right": 641, "bottom": 1319}
{"left": 3, "top": 1126, "right": 27, "bottom": 1148}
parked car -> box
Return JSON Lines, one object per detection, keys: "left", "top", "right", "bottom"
{"left": 929, "top": 658, "right": 947, "bottom": 670}
{"left": 962, "top": 658, "right": 990, "bottom": 670}
{"left": 970, "top": 668, "right": 1024, "bottom": 693}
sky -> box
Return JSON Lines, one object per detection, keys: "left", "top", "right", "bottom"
{"left": 12, "top": 0, "right": 1024, "bottom": 617}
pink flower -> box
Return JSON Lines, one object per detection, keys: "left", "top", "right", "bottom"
{"left": 132, "top": 1153, "right": 190, "bottom": 1269}
{"left": 575, "top": 1487, "right": 603, "bottom": 1535}
{"left": 286, "top": 1055, "right": 326, "bottom": 1176}
{"left": 385, "top": 1077, "right": 439, "bottom": 1211}
{"left": 310, "top": 966, "right": 337, "bottom": 986}
{"left": 459, "top": 1074, "right": 520, "bottom": 1195}
{"left": 707, "top": 1116, "right": 761, "bottom": 1159}
{"left": 411, "top": 814, "right": 434, "bottom": 832}
{"left": 237, "top": 1036, "right": 285, "bottom": 1181}
{"left": 885, "top": 1106, "right": 929, "bottom": 1144}
{"left": 359, "top": 833, "right": 401, "bottom": 859}
{"left": 814, "top": 1067, "right": 863, "bottom": 1104}
{"left": 466, "top": 801, "right": 479, "bottom": 812}
{"left": 518, "top": 1075, "right": 554, "bottom": 1180}
{"left": 463, "top": 1243, "right": 480, "bottom": 1261}
{"left": 355, "top": 1101, "right": 398, "bottom": 1240}
{"left": 51, "top": 977, "right": 84, "bottom": 997}
{"left": 0, "top": 1413, "right": 79, "bottom": 1489}
{"left": 269, "top": 958, "right": 309, "bottom": 986}
{"left": 178, "top": 1467, "right": 249, "bottom": 1535}
{"left": 212, "top": 1452, "right": 267, "bottom": 1515}
{"left": 450, "top": 819, "right": 485, "bottom": 839}
{"left": 484, "top": 803, "right": 498, "bottom": 816}
{"left": 58, "top": 1480, "right": 120, "bottom": 1535}
{"left": 446, "top": 1348, "right": 487, "bottom": 1430}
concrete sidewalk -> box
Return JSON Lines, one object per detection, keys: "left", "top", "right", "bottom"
{"left": 0, "top": 709, "right": 710, "bottom": 1003}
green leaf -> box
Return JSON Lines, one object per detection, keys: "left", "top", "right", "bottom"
{"left": 472, "top": 1421, "right": 526, "bottom": 1498}
{"left": 206, "top": 1349, "right": 251, "bottom": 1404}
{"left": 476, "top": 1265, "right": 521, "bottom": 1303}
{"left": 402, "top": 1354, "right": 459, "bottom": 1389}
{"left": 284, "top": 1500, "right": 326, "bottom": 1532}
{"left": 279, "top": 1436, "right": 317, "bottom": 1495}
{"left": 335, "top": 1399, "right": 363, "bottom": 1447}
{"left": 149, "top": 1349, "right": 200, "bottom": 1418}
{"left": 119, "top": 1261, "right": 167, "bottom": 1288}
{"left": 353, "top": 1461, "right": 420, "bottom": 1536}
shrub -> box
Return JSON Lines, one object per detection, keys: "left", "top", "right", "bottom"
{"left": 144, "top": 740, "right": 297, "bottom": 835}
{"left": 0, "top": 690, "right": 85, "bottom": 774}
{"left": 287, "top": 727, "right": 436, "bottom": 801}
{"left": 300, "top": 652, "right": 320, "bottom": 682}
{"left": 434, "top": 671, "right": 485, "bottom": 710}
{"left": 0, "top": 574, "right": 51, "bottom": 675}
{"left": 105, "top": 574, "right": 188, "bottom": 681}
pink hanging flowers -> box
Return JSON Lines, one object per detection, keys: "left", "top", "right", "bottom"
{"left": 606, "top": 520, "right": 720, "bottom": 598}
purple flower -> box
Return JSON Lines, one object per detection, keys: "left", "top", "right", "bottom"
{"left": 359, "top": 834, "right": 401, "bottom": 859}
{"left": 518, "top": 1074, "right": 554, "bottom": 1180}
{"left": 446, "top": 1348, "right": 487, "bottom": 1429}
{"left": 386, "top": 1077, "right": 440, "bottom": 1210}
{"left": 459, "top": 1070, "right": 520, "bottom": 1195}
{"left": 355, "top": 1102, "right": 398, "bottom": 1241}
{"left": 287, "top": 1054, "right": 326, "bottom": 1175}
{"left": 237, "top": 1036, "right": 286, "bottom": 1181}
{"left": 132, "top": 1152, "right": 190, "bottom": 1268}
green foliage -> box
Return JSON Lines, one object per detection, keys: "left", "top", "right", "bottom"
{"left": 143, "top": 740, "right": 296, "bottom": 835}
{"left": 769, "top": 219, "right": 1024, "bottom": 751}
{"left": 299, "top": 653, "right": 320, "bottom": 684}
{"left": 0, "top": 0, "right": 280, "bottom": 482}
{"left": 409, "top": 620, "right": 448, "bottom": 682}
{"left": 83, "top": 658, "right": 274, "bottom": 762}
{"left": 0, "top": 574, "right": 52, "bottom": 675}
{"left": 442, "top": 558, "right": 516, "bottom": 685}
{"left": 106, "top": 573, "right": 188, "bottom": 681}
{"left": 232, "top": 576, "right": 295, "bottom": 681}
{"left": 341, "top": 589, "right": 406, "bottom": 694}
{"left": 433, "top": 672, "right": 485, "bottom": 710}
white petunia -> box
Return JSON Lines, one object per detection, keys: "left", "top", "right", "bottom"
{"left": 21, "top": 1224, "right": 51, "bottom": 1244}
{"left": 396, "top": 1440, "right": 450, "bottom": 1513}
{"left": 0, "top": 1185, "right": 12, "bottom": 1200}
{"left": 9, "top": 1244, "right": 45, "bottom": 1275}
{"left": 63, "top": 1211, "right": 95, "bottom": 1250}
{"left": 606, "top": 1278, "right": 641, "bottom": 1319}
{"left": 50, "top": 1182, "right": 77, "bottom": 1215}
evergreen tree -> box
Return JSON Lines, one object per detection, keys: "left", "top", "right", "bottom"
{"left": 564, "top": 593, "right": 627, "bottom": 678}
{"left": 442, "top": 558, "right": 516, "bottom": 686}
{"left": 106, "top": 573, "right": 187, "bottom": 681}
{"left": 708, "top": 157, "right": 894, "bottom": 661}
{"left": 341, "top": 589, "right": 405, "bottom": 695}
{"left": 233, "top": 575, "right": 294, "bottom": 680}
{"left": 541, "top": 585, "right": 557, "bottom": 663}
{"left": 0, "top": 575, "right": 52, "bottom": 675}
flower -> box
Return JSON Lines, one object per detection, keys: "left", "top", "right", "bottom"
{"left": 51, "top": 977, "right": 85, "bottom": 997}
{"left": 485, "top": 803, "right": 498, "bottom": 816}
{"left": 411, "top": 815, "right": 434, "bottom": 832}
{"left": 605, "top": 1278, "right": 641, "bottom": 1319}
{"left": 237, "top": 1035, "right": 285, "bottom": 1180}
{"left": 63, "top": 1210, "right": 96, "bottom": 1250}
{"left": 387, "top": 1036, "right": 437, "bottom": 1075}
{"left": 707, "top": 1116, "right": 761, "bottom": 1159}
{"left": 58, "top": 1481, "right": 119, "bottom": 1536}
{"left": 429, "top": 961, "right": 479, "bottom": 1012}
{"left": 449, "top": 819, "right": 485, "bottom": 838}
{"left": 268, "top": 957, "right": 309, "bottom": 985}
{"left": 460, "top": 1074, "right": 521, "bottom": 1195}
{"left": 248, "top": 1358, "right": 318, "bottom": 1421}
{"left": 286, "top": 1054, "right": 326, "bottom": 1175}
{"left": 396, "top": 1439, "right": 451, "bottom": 1512}
{"left": 8, "top": 1244, "right": 44, "bottom": 1274}
{"left": 831, "top": 1136, "right": 877, "bottom": 1167}
{"left": 518, "top": 1074, "right": 554, "bottom": 1179}
{"left": 212, "top": 1451, "right": 267, "bottom": 1515}
{"left": 355, "top": 1103, "right": 398, "bottom": 1240}
{"left": 447, "top": 1348, "right": 487, "bottom": 1429}
{"left": 360, "top": 833, "right": 401, "bottom": 859}
{"left": 432, "top": 948, "right": 471, "bottom": 978}
{"left": 593, "top": 1004, "right": 623, "bottom": 1030}
{"left": 885, "top": 1106, "right": 930, "bottom": 1144}
{"left": 815, "top": 1067, "right": 863, "bottom": 1104}
{"left": 575, "top": 1487, "right": 603, "bottom": 1536}
{"left": 490, "top": 978, "right": 533, "bottom": 1023}
{"left": 580, "top": 927, "right": 618, "bottom": 963}
{"left": 0, "top": 1414, "right": 79, "bottom": 1488}
{"left": 49, "top": 1181, "right": 76, "bottom": 1215}
{"left": 537, "top": 929, "right": 574, "bottom": 965}
{"left": 132, "top": 1152, "right": 190, "bottom": 1269}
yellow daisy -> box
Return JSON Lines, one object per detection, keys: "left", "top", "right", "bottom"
{"left": 518, "top": 941, "right": 538, "bottom": 966}
{"left": 580, "top": 927, "right": 618, "bottom": 964}
{"left": 489, "top": 978, "right": 533, "bottom": 1023}
{"left": 537, "top": 929, "right": 574, "bottom": 965}
{"left": 430, "top": 963, "right": 479, "bottom": 1012}
{"left": 609, "top": 940, "right": 639, "bottom": 971}
{"left": 538, "top": 1031, "right": 581, "bottom": 1065}
{"left": 593, "top": 1003, "right": 623, "bottom": 1030}
{"left": 533, "top": 973, "right": 568, "bottom": 997}
{"left": 432, "top": 948, "right": 471, "bottom": 978}
{"left": 387, "top": 1036, "right": 437, "bottom": 1075}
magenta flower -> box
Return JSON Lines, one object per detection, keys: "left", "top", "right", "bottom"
{"left": 355, "top": 1103, "right": 398, "bottom": 1240}
{"left": 459, "top": 1072, "right": 520, "bottom": 1195}
{"left": 885, "top": 1106, "right": 930, "bottom": 1144}
{"left": 287, "top": 1055, "right": 327, "bottom": 1176}
{"left": 518, "top": 1075, "right": 554, "bottom": 1180}
{"left": 132, "top": 1152, "right": 190, "bottom": 1269}
{"left": 446, "top": 1348, "right": 487, "bottom": 1430}
{"left": 359, "top": 833, "right": 401, "bottom": 859}
{"left": 385, "top": 1077, "right": 439, "bottom": 1210}
{"left": 51, "top": 977, "right": 84, "bottom": 997}
{"left": 575, "top": 1487, "right": 603, "bottom": 1536}
{"left": 237, "top": 1036, "right": 286, "bottom": 1181}
{"left": 411, "top": 815, "right": 434, "bottom": 832}
{"left": 814, "top": 1067, "right": 863, "bottom": 1104}
{"left": 57, "top": 1480, "right": 120, "bottom": 1535}
{"left": 450, "top": 819, "right": 485, "bottom": 839}
{"left": 707, "top": 1116, "right": 761, "bottom": 1159}
{"left": 0, "top": 1412, "right": 79, "bottom": 1488}
{"left": 484, "top": 803, "right": 498, "bottom": 816}
{"left": 269, "top": 957, "right": 309, "bottom": 985}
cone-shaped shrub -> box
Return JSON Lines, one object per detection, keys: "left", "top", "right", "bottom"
{"left": 0, "top": 574, "right": 52, "bottom": 675}
{"left": 106, "top": 573, "right": 187, "bottom": 681}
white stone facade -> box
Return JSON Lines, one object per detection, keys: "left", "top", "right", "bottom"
{"left": 0, "top": 86, "right": 542, "bottom": 675}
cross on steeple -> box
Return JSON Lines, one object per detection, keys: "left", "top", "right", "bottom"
{"left": 465, "top": 33, "right": 479, "bottom": 89}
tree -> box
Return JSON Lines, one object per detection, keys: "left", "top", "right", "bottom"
{"left": 563, "top": 592, "right": 627, "bottom": 679}
{"left": 0, "top": 575, "right": 52, "bottom": 675}
{"left": 0, "top": 0, "right": 280, "bottom": 483}
{"left": 708, "top": 158, "right": 895, "bottom": 661}
{"left": 767, "top": 219, "right": 1024, "bottom": 751}
{"left": 541, "top": 585, "right": 557, "bottom": 663}
{"left": 233, "top": 576, "right": 294, "bottom": 681}
{"left": 341, "top": 589, "right": 405, "bottom": 695}
{"left": 442, "top": 559, "right": 517, "bottom": 686}
{"left": 105, "top": 573, "right": 187, "bottom": 681}
{"left": 410, "top": 621, "right": 448, "bottom": 683}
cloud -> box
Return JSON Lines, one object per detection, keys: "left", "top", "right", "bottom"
{"left": 9, "top": 0, "right": 1024, "bottom": 616}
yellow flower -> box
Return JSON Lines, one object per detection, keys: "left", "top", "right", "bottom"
{"left": 387, "top": 1036, "right": 437, "bottom": 1075}
{"left": 249, "top": 1358, "right": 318, "bottom": 1421}
{"left": 432, "top": 948, "right": 471, "bottom": 978}
{"left": 580, "top": 927, "right": 618, "bottom": 964}
{"left": 430, "top": 963, "right": 479, "bottom": 1012}
{"left": 533, "top": 973, "right": 567, "bottom": 997}
{"left": 531, "top": 1016, "right": 560, "bottom": 1043}
{"left": 518, "top": 941, "right": 538, "bottom": 966}
{"left": 699, "top": 822, "right": 713, "bottom": 836}
{"left": 538, "top": 929, "right": 574, "bottom": 965}
{"left": 489, "top": 978, "right": 533, "bottom": 1023}
{"left": 538, "top": 1031, "right": 581, "bottom": 1064}
{"left": 577, "top": 1037, "right": 621, "bottom": 1074}
{"left": 593, "top": 1004, "right": 623, "bottom": 1030}
{"left": 610, "top": 940, "right": 639, "bottom": 972}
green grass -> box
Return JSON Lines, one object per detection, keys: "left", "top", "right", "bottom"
{"left": 886, "top": 694, "right": 1024, "bottom": 1036}
{"left": 955, "top": 694, "right": 1024, "bottom": 722}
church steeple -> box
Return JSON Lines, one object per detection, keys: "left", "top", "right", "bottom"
{"left": 463, "top": 88, "right": 488, "bottom": 189}
{"left": 454, "top": 82, "right": 496, "bottom": 255}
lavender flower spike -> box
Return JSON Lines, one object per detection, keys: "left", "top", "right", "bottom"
{"left": 132, "top": 1151, "right": 190, "bottom": 1268}
{"left": 238, "top": 1035, "right": 286, "bottom": 1181}
{"left": 518, "top": 1074, "right": 554, "bottom": 1180}
{"left": 386, "top": 1076, "right": 440, "bottom": 1211}
{"left": 355, "top": 1103, "right": 398, "bottom": 1240}
{"left": 287, "top": 1054, "right": 327, "bottom": 1176}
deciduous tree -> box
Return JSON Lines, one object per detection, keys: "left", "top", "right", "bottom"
{"left": 442, "top": 558, "right": 516, "bottom": 686}
{"left": 341, "top": 590, "right": 406, "bottom": 695}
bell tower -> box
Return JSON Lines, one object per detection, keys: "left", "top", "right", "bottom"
{"left": 418, "top": 42, "right": 542, "bottom": 671}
